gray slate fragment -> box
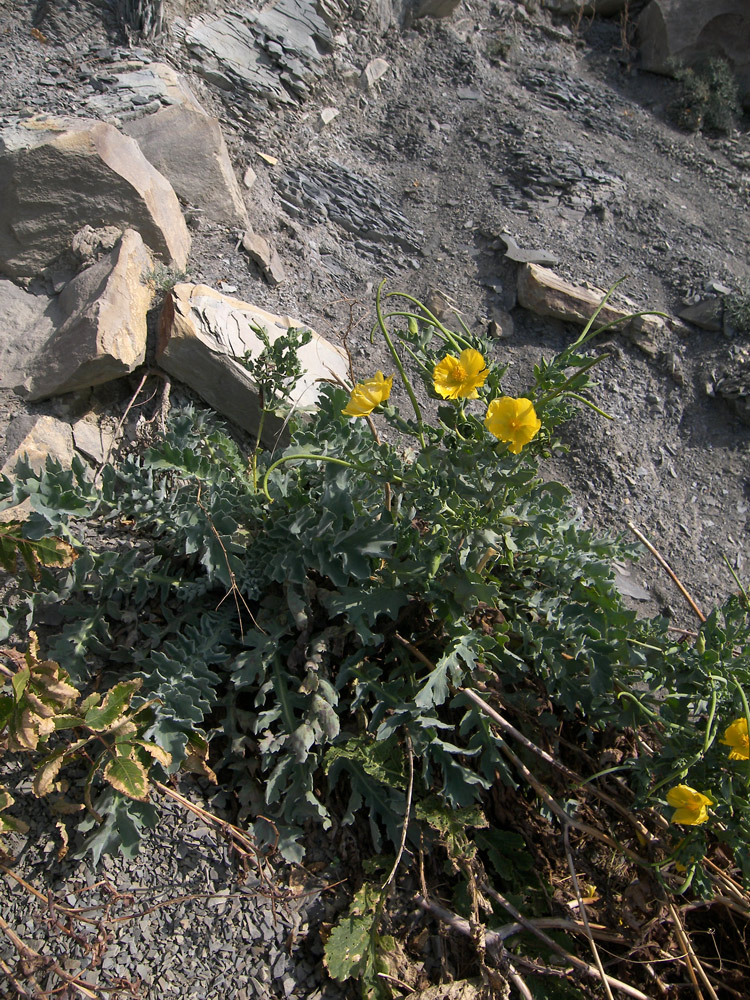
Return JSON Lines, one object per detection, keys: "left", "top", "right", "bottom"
{"left": 186, "top": 0, "right": 332, "bottom": 107}
{"left": 497, "top": 233, "right": 558, "bottom": 265}
{"left": 678, "top": 296, "right": 723, "bottom": 332}
{"left": 279, "top": 160, "right": 421, "bottom": 253}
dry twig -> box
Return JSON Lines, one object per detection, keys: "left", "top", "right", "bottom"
{"left": 627, "top": 522, "right": 706, "bottom": 623}
{"left": 667, "top": 900, "right": 720, "bottom": 1000}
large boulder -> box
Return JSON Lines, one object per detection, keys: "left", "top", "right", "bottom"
{"left": 123, "top": 105, "right": 249, "bottom": 229}
{"left": 0, "top": 117, "right": 190, "bottom": 280}
{"left": 18, "top": 229, "right": 154, "bottom": 401}
{"left": 636, "top": 1, "right": 750, "bottom": 106}
{"left": 0, "top": 280, "right": 57, "bottom": 390}
{"left": 157, "top": 283, "right": 349, "bottom": 444}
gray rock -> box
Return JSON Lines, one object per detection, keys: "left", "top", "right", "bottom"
{"left": 278, "top": 160, "right": 421, "bottom": 254}
{"left": 72, "top": 417, "right": 115, "bottom": 465}
{"left": 84, "top": 62, "right": 201, "bottom": 118}
{"left": 517, "top": 263, "right": 667, "bottom": 352}
{"left": 156, "top": 283, "right": 350, "bottom": 444}
{"left": 1, "top": 414, "right": 74, "bottom": 476}
{"left": 678, "top": 296, "right": 723, "bottom": 332}
{"left": 19, "top": 229, "right": 154, "bottom": 400}
{"left": 414, "top": 0, "right": 462, "bottom": 17}
{"left": 241, "top": 231, "right": 286, "bottom": 286}
{"left": 124, "top": 105, "right": 249, "bottom": 229}
{"left": 359, "top": 58, "right": 390, "bottom": 90}
{"left": 71, "top": 225, "right": 124, "bottom": 264}
{"left": 497, "top": 233, "right": 558, "bottom": 266}
{"left": 542, "top": 0, "right": 629, "bottom": 14}
{"left": 0, "top": 280, "right": 57, "bottom": 389}
{"left": 0, "top": 117, "right": 190, "bottom": 279}
{"left": 186, "top": 0, "right": 332, "bottom": 107}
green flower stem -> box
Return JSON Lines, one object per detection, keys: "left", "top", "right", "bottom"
{"left": 376, "top": 281, "right": 426, "bottom": 447}
{"left": 616, "top": 689, "right": 664, "bottom": 724}
{"left": 649, "top": 753, "right": 707, "bottom": 798}
{"left": 731, "top": 676, "right": 750, "bottom": 786}
{"left": 564, "top": 392, "right": 614, "bottom": 420}
{"left": 723, "top": 554, "right": 750, "bottom": 611}
{"left": 250, "top": 407, "right": 267, "bottom": 492}
{"left": 397, "top": 339, "right": 434, "bottom": 379}
{"left": 384, "top": 296, "right": 471, "bottom": 352}
{"left": 383, "top": 307, "right": 469, "bottom": 353}
{"left": 262, "top": 452, "right": 404, "bottom": 502}
{"left": 536, "top": 354, "right": 608, "bottom": 408}
{"left": 703, "top": 687, "right": 718, "bottom": 754}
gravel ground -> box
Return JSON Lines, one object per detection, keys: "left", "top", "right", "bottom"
{"left": 2, "top": 764, "right": 350, "bottom": 999}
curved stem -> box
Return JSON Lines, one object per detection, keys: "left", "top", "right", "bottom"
{"left": 384, "top": 295, "right": 469, "bottom": 352}
{"left": 383, "top": 307, "right": 467, "bottom": 352}
{"left": 536, "top": 354, "right": 608, "bottom": 408}
{"left": 702, "top": 687, "right": 718, "bottom": 755}
{"left": 565, "top": 392, "right": 614, "bottom": 420}
{"left": 262, "top": 452, "right": 404, "bottom": 501}
{"left": 376, "top": 281, "right": 426, "bottom": 447}
{"left": 250, "top": 408, "right": 267, "bottom": 492}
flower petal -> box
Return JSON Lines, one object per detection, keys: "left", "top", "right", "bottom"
{"left": 433, "top": 350, "right": 488, "bottom": 399}
{"left": 720, "top": 718, "right": 750, "bottom": 761}
{"left": 666, "top": 784, "right": 712, "bottom": 825}
{"left": 342, "top": 372, "right": 393, "bottom": 417}
{"left": 485, "top": 397, "right": 541, "bottom": 453}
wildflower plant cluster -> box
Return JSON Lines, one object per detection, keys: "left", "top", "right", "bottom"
{"left": 1, "top": 283, "right": 750, "bottom": 996}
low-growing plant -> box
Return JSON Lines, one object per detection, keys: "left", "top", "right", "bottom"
{"left": 1, "top": 283, "right": 749, "bottom": 997}
{"left": 146, "top": 262, "right": 189, "bottom": 293}
{"left": 671, "top": 57, "right": 741, "bottom": 134}
{"left": 725, "top": 286, "right": 750, "bottom": 334}
{"left": 0, "top": 634, "right": 171, "bottom": 851}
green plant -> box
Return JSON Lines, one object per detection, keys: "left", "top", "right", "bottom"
{"left": 671, "top": 57, "right": 741, "bottom": 134}
{"left": 1, "top": 284, "right": 749, "bottom": 997}
{"left": 146, "top": 262, "right": 189, "bottom": 292}
{"left": 725, "top": 286, "right": 750, "bottom": 334}
{"left": 0, "top": 634, "right": 171, "bottom": 853}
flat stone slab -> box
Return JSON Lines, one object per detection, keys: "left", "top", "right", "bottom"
{"left": 517, "top": 263, "right": 667, "bottom": 353}
{"left": 157, "top": 283, "right": 349, "bottom": 445}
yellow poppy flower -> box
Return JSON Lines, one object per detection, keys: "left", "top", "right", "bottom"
{"left": 433, "top": 349, "right": 488, "bottom": 399}
{"left": 341, "top": 371, "right": 393, "bottom": 417}
{"left": 484, "top": 397, "right": 541, "bottom": 453}
{"left": 666, "top": 784, "right": 712, "bottom": 826}
{"left": 720, "top": 718, "right": 749, "bottom": 761}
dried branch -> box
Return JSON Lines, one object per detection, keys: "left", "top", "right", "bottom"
{"left": 627, "top": 521, "right": 706, "bottom": 623}
{"left": 382, "top": 729, "right": 414, "bottom": 891}
{"left": 563, "top": 824, "right": 614, "bottom": 1000}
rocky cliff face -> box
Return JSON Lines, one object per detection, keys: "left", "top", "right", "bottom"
{"left": 0, "top": 0, "right": 748, "bottom": 604}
